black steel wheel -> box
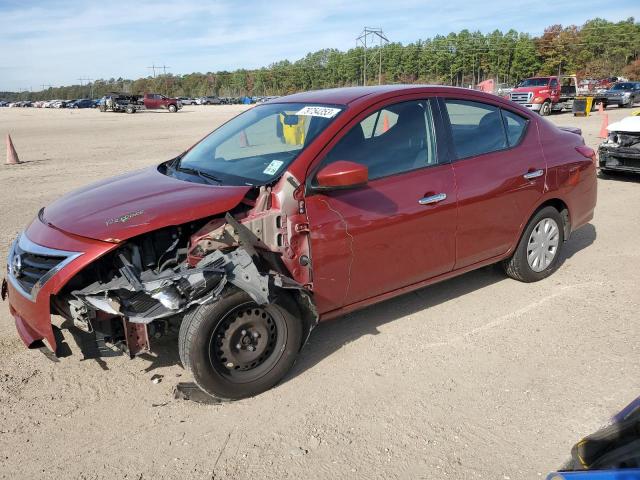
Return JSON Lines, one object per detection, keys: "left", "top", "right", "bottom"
{"left": 179, "top": 288, "right": 302, "bottom": 400}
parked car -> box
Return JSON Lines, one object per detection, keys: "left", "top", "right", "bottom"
{"left": 599, "top": 115, "right": 640, "bottom": 174}
{"left": 177, "top": 96, "right": 196, "bottom": 105}
{"left": 601, "top": 82, "right": 640, "bottom": 108}
{"left": 0, "top": 101, "right": 7, "bottom": 107}
{"left": 69, "top": 99, "right": 95, "bottom": 109}
{"left": 2, "top": 85, "right": 597, "bottom": 400}
{"left": 196, "top": 96, "right": 221, "bottom": 105}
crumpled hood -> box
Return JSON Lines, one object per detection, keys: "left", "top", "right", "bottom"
{"left": 41, "top": 166, "right": 251, "bottom": 242}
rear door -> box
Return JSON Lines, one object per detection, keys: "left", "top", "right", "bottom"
{"left": 305, "top": 97, "right": 458, "bottom": 313}
{"left": 145, "top": 94, "right": 160, "bottom": 109}
{"left": 441, "top": 97, "right": 545, "bottom": 269}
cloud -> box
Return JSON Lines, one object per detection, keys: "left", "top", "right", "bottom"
{"left": 0, "top": 0, "right": 637, "bottom": 91}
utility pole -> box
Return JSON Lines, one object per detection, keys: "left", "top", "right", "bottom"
{"left": 356, "top": 27, "right": 389, "bottom": 86}
{"left": 78, "top": 77, "right": 93, "bottom": 98}
{"left": 159, "top": 65, "right": 171, "bottom": 95}
{"left": 147, "top": 64, "right": 157, "bottom": 78}
{"left": 41, "top": 84, "right": 52, "bottom": 100}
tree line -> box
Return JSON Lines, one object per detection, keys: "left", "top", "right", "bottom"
{"left": 3, "top": 17, "right": 639, "bottom": 102}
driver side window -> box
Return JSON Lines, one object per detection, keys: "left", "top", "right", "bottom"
{"left": 321, "top": 100, "right": 437, "bottom": 180}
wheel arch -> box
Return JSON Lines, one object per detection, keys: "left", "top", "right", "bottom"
{"left": 507, "top": 197, "right": 571, "bottom": 258}
{"left": 531, "top": 197, "right": 571, "bottom": 242}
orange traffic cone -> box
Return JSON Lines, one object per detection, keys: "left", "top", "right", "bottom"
{"left": 6, "top": 134, "right": 20, "bottom": 165}
{"left": 599, "top": 113, "right": 609, "bottom": 139}
{"left": 382, "top": 113, "right": 390, "bottom": 132}
{"left": 597, "top": 101, "right": 604, "bottom": 114}
{"left": 239, "top": 130, "right": 249, "bottom": 147}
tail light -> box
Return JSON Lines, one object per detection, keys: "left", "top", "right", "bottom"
{"left": 575, "top": 145, "right": 596, "bottom": 163}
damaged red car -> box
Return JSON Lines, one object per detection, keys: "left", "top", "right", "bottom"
{"left": 3, "top": 85, "right": 597, "bottom": 399}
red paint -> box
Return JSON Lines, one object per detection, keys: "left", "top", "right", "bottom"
{"left": 316, "top": 161, "right": 368, "bottom": 188}
{"left": 5, "top": 85, "right": 597, "bottom": 350}
{"left": 41, "top": 166, "right": 251, "bottom": 242}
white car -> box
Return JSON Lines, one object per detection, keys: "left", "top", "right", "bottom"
{"left": 177, "top": 97, "right": 196, "bottom": 105}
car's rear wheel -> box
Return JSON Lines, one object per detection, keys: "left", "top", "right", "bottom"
{"left": 179, "top": 288, "right": 302, "bottom": 400}
{"left": 503, "top": 206, "right": 564, "bottom": 282}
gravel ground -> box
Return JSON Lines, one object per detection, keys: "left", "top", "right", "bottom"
{"left": 0, "top": 104, "right": 638, "bottom": 479}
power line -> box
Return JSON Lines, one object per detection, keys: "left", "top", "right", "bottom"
{"left": 357, "top": 27, "right": 389, "bottom": 85}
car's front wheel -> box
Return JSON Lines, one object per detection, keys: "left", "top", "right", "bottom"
{"left": 503, "top": 206, "right": 564, "bottom": 283}
{"left": 179, "top": 288, "right": 302, "bottom": 400}
{"left": 168, "top": 104, "right": 177, "bottom": 113}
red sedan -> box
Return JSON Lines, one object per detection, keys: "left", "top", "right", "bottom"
{"left": 3, "top": 85, "right": 597, "bottom": 399}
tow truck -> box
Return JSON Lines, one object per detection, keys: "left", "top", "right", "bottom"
{"left": 99, "top": 93, "right": 181, "bottom": 113}
{"left": 509, "top": 75, "right": 579, "bottom": 115}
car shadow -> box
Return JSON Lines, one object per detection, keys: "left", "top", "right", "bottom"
{"left": 598, "top": 171, "right": 640, "bottom": 183}
{"left": 284, "top": 223, "right": 597, "bottom": 384}
{"left": 51, "top": 224, "right": 596, "bottom": 385}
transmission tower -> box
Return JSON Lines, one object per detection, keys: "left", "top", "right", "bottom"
{"left": 356, "top": 27, "right": 389, "bottom": 86}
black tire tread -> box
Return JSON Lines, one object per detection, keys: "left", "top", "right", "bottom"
{"left": 502, "top": 206, "right": 564, "bottom": 283}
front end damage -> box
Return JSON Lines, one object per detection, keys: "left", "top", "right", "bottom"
{"left": 50, "top": 173, "right": 318, "bottom": 358}
{"left": 599, "top": 117, "right": 640, "bottom": 174}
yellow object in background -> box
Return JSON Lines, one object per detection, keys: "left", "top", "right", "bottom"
{"left": 279, "top": 113, "right": 307, "bottom": 145}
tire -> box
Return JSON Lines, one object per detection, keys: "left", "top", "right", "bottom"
{"left": 179, "top": 288, "right": 302, "bottom": 400}
{"left": 502, "top": 206, "right": 564, "bottom": 283}
{"left": 539, "top": 100, "right": 552, "bottom": 116}
{"left": 168, "top": 104, "right": 177, "bottom": 113}
{"left": 126, "top": 105, "right": 135, "bottom": 114}
{"left": 99, "top": 104, "right": 107, "bottom": 112}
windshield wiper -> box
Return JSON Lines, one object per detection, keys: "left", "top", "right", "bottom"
{"left": 175, "top": 166, "right": 222, "bottom": 185}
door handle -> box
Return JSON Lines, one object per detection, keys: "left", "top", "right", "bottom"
{"left": 418, "top": 193, "right": 447, "bottom": 205}
{"left": 523, "top": 169, "right": 544, "bottom": 180}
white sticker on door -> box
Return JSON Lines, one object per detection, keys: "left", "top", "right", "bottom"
{"left": 263, "top": 160, "right": 284, "bottom": 175}
{"left": 295, "top": 106, "right": 341, "bottom": 118}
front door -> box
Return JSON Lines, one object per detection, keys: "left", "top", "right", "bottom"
{"left": 304, "top": 98, "right": 458, "bottom": 314}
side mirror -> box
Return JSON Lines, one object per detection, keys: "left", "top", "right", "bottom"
{"left": 315, "top": 161, "right": 368, "bottom": 190}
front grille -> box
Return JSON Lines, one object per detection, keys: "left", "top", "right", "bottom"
{"left": 510, "top": 92, "right": 532, "bottom": 104}
{"left": 7, "top": 234, "right": 82, "bottom": 300}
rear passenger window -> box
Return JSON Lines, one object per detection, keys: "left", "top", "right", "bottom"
{"left": 502, "top": 110, "right": 528, "bottom": 146}
{"left": 444, "top": 100, "right": 507, "bottom": 158}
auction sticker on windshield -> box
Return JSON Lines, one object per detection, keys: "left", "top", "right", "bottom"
{"left": 263, "top": 160, "right": 284, "bottom": 175}
{"left": 296, "top": 106, "right": 341, "bottom": 118}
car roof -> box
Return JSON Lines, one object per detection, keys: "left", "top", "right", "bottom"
{"left": 266, "top": 84, "right": 489, "bottom": 106}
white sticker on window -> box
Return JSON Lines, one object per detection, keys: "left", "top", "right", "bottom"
{"left": 295, "top": 106, "right": 341, "bottom": 118}
{"left": 263, "top": 160, "right": 284, "bottom": 175}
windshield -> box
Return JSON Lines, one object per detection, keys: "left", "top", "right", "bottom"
{"left": 518, "top": 78, "right": 550, "bottom": 87}
{"left": 610, "top": 83, "right": 634, "bottom": 91}
{"left": 174, "top": 103, "right": 342, "bottom": 186}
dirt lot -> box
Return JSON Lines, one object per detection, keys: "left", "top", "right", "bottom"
{"left": 0, "top": 104, "right": 638, "bottom": 479}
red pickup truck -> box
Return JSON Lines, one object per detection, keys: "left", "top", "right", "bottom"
{"left": 100, "top": 93, "right": 181, "bottom": 113}
{"left": 509, "top": 75, "right": 578, "bottom": 115}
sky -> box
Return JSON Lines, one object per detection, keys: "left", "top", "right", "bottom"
{"left": 0, "top": 0, "right": 637, "bottom": 92}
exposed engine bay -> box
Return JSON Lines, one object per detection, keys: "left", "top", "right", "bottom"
{"left": 52, "top": 173, "right": 317, "bottom": 358}
{"left": 599, "top": 116, "right": 640, "bottom": 174}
